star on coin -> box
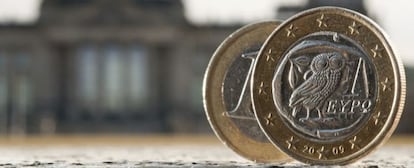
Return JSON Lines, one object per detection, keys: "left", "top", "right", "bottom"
{"left": 316, "top": 14, "right": 328, "bottom": 28}
{"left": 348, "top": 21, "right": 360, "bottom": 35}
{"left": 286, "top": 136, "right": 299, "bottom": 150}
{"left": 349, "top": 136, "right": 361, "bottom": 150}
{"left": 265, "top": 49, "right": 275, "bottom": 62}
{"left": 286, "top": 24, "right": 298, "bottom": 37}
{"left": 258, "top": 81, "right": 268, "bottom": 95}
{"left": 381, "top": 77, "right": 392, "bottom": 91}
{"left": 371, "top": 44, "right": 383, "bottom": 58}
{"left": 373, "top": 112, "right": 387, "bottom": 126}
{"left": 317, "top": 146, "right": 330, "bottom": 160}
{"left": 264, "top": 113, "right": 276, "bottom": 126}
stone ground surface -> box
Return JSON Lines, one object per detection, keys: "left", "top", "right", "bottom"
{"left": 0, "top": 135, "right": 411, "bottom": 168}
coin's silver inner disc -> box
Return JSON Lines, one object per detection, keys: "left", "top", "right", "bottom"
{"left": 222, "top": 44, "right": 268, "bottom": 142}
{"left": 272, "top": 31, "right": 377, "bottom": 142}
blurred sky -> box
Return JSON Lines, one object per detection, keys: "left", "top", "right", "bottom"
{"left": 0, "top": 0, "right": 413, "bottom": 66}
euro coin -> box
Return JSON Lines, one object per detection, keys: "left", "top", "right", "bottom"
{"left": 251, "top": 7, "right": 405, "bottom": 165}
{"left": 203, "top": 21, "right": 289, "bottom": 162}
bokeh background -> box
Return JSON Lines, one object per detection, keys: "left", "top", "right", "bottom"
{"left": 0, "top": 0, "right": 411, "bottom": 135}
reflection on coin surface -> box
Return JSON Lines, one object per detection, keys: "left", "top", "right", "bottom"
{"left": 252, "top": 7, "right": 405, "bottom": 165}
{"left": 203, "top": 21, "right": 288, "bottom": 162}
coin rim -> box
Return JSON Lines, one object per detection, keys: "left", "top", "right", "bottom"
{"left": 251, "top": 7, "right": 406, "bottom": 165}
{"left": 203, "top": 21, "right": 290, "bottom": 162}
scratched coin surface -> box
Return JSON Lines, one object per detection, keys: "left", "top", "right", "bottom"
{"left": 203, "top": 21, "right": 288, "bottom": 162}
{"left": 251, "top": 7, "right": 405, "bottom": 165}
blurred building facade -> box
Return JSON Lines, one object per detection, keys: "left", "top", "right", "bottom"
{"left": 0, "top": 0, "right": 239, "bottom": 134}
{"left": 0, "top": 0, "right": 411, "bottom": 135}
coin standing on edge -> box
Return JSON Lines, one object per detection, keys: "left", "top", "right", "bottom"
{"left": 203, "top": 21, "right": 289, "bottom": 162}
{"left": 251, "top": 7, "right": 405, "bottom": 165}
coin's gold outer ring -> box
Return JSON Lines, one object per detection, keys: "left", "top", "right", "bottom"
{"left": 203, "top": 21, "right": 290, "bottom": 162}
{"left": 251, "top": 7, "right": 406, "bottom": 165}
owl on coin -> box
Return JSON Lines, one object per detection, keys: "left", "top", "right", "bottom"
{"left": 289, "top": 52, "right": 345, "bottom": 120}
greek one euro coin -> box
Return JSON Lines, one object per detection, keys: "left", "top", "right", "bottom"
{"left": 252, "top": 7, "right": 405, "bottom": 165}
{"left": 203, "top": 21, "right": 289, "bottom": 162}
